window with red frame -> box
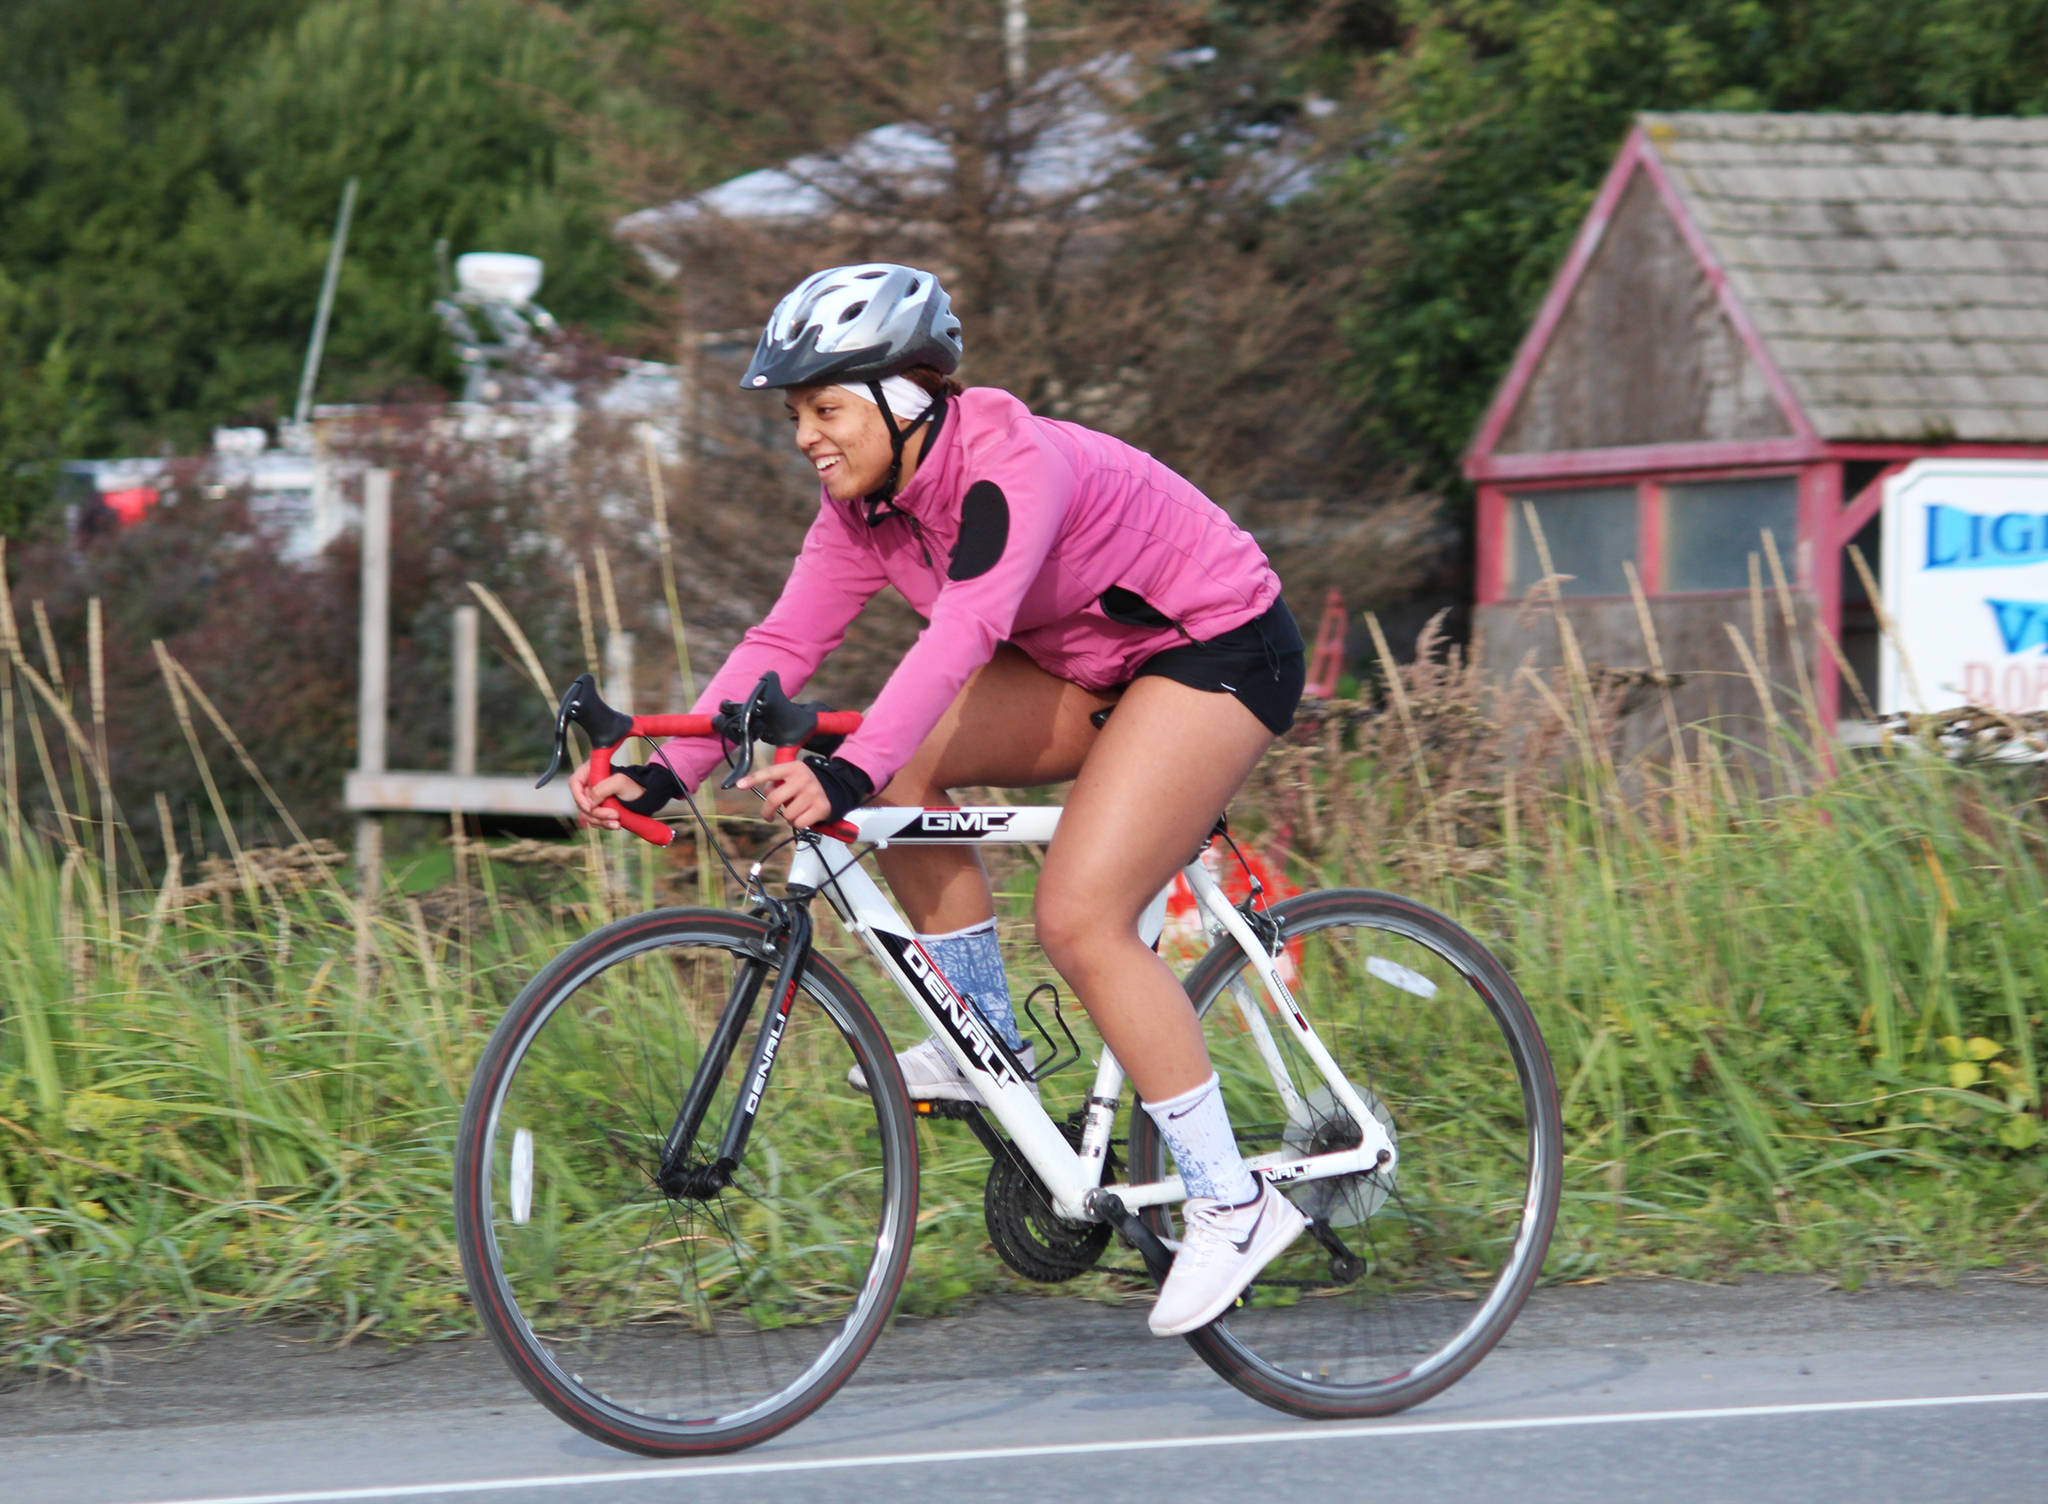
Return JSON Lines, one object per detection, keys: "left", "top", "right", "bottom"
{"left": 1505, "top": 474, "right": 1798, "bottom": 599}
{"left": 1504, "top": 485, "right": 1637, "bottom": 598}
{"left": 1660, "top": 476, "right": 1798, "bottom": 591}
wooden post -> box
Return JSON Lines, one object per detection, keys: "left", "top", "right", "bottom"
{"left": 452, "top": 604, "right": 479, "bottom": 777}
{"left": 1805, "top": 461, "right": 1846, "bottom": 733}
{"left": 355, "top": 467, "right": 391, "bottom": 919}
{"left": 604, "top": 630, "right": 636, "bottom": 713}
{"left": 602, "top": 630, "right": 637, "bottom": 899}
{"left": 1004, "top": 0, "right": 1029, "bottom": 87}
{"left": 678, "top": 317, "right": 705, "bottom": 480}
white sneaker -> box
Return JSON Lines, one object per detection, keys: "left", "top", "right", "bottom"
{"left": 1147, "top": 1181, "right": 1307, "bottom": 1337}
{"left": 846, "top": 1036, "right": 1037, "bottom": 1104}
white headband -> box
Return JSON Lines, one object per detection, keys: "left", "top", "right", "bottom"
{"left": 831, "top": 375, "right": 935, "bottom": 424}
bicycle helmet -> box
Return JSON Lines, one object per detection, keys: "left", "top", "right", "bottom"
{"left": 741, "top": 263, "right": 962, "bottom": 391}
{"left": 743, "top": 263, "right": 964, "bottom": 509}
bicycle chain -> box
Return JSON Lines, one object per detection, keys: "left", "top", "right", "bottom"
{"left": 974, "top": 1121, "right": 1383, "bottom": 1291}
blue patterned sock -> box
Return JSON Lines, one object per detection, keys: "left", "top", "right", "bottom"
{"left": 921, "top": 918, "right": 1024, "bottom": 1051}
{"left": 1142, "top": 1072, "right": 1259, "bottom": 1204}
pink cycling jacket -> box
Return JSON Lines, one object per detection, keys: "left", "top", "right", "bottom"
{"left": 653, "top": 386, "right": 1281, "bottom": 793}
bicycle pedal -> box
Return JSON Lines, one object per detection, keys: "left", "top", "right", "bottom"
{"left": 910, "top": 1099, "right": 983, "bottom": 1121}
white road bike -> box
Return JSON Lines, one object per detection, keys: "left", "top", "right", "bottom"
{"left": 454, "top": 673, "right": 1563, "bottom": 1456}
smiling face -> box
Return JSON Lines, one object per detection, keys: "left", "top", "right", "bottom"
{"left": 786, "top": 385, "right": 896, "bottom": 503}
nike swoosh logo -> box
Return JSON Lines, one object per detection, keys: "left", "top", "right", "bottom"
{"left": 1228, "top": 1197, "right": 1270, "bottom": 1253}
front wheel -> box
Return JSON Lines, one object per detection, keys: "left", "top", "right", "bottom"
{"left": 454, "top": 907, "right": 919, "bottom": 1455}
{"left": 1129, "top": 889, "right": 1561, "bottom": 1419}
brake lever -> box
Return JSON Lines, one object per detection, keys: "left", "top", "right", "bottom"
{"left": 717, "top": 677, "right": 773, "bottom": 790}
{"left": 537, "top": 673, "right": 635, "bottom": 788}
{"left": 536, "top": 680, "right": 583, "bottom": 789}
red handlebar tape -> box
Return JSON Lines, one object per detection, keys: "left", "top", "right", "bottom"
{"left": 590, "top": 711, "right": 865, "bottom": 848}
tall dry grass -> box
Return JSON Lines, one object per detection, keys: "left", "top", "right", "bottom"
{"left": 1, "top": 561, "right": 2044, "bottom": 1376}
{"left": 1238, "top": 573, "right": 2046, "bottom": 1284}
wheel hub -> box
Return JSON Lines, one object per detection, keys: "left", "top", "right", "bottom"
{"left": 1281, "top": 1083, "right": 1396, "bottom": 1227}
{"left": 658, "top": 1159, "right": 733, "bottom": 1201}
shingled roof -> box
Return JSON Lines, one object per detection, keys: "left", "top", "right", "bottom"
{"left": 1643, "top": 110, "right": 2048, "bottom": 442}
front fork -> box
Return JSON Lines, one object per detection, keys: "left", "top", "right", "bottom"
{"left": 656, "top": 900, "right": 816, "bottom": 1198}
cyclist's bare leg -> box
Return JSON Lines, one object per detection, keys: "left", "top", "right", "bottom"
{"left": 873, "top": 644, "right": 1114, "bottom": 933}
{"left": 1033, "top": 676, "right": 1273, "bottom": 1104}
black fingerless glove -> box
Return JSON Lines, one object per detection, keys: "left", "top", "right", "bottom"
{"left": 609, "top": 760, "right": 685, "bottom": 816}
{"left": 808, "top": 757, "right": 874, "bottom": 823}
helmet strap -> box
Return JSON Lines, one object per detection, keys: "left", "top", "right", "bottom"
{"left": 861, "top": 378, "right": 943, "bottom": 519}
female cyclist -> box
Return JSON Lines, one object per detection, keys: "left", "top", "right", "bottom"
{"left": 570, "top": 263, "right": 1308, "bottom": 1337}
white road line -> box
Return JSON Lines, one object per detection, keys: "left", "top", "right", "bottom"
{"left": 128, "top": 1389, "right": 2048, "bottom": 1504}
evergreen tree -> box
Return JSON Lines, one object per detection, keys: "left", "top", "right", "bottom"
{"left": 0, "top": 0, "right": 661, "bottom": 530}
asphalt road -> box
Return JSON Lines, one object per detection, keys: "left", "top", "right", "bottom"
{"left": 8, "top": 1275, "right": 2046, "bottom": 1504}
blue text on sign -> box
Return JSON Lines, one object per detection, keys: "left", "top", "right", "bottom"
{"left": 1925, "top": 503, "right": 2048, "bottom": 569}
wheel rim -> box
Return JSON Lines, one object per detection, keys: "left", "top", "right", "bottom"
{"left": 1152, "top": 897, "right": 1556, "bottom": 1404}
{"left": 470, "top": 927, "right": 911, "bottom": 1440}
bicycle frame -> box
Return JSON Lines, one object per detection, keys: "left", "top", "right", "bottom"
{"left": 792, "top": 805, "right": 1399, "bottom": 1223}
{"left": 477, "top": 676, "right": 1558, "bottom": 1453}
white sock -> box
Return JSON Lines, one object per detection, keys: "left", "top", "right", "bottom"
{"left": 1142, "top": 1072, "right": 1258, "bottom": 1205}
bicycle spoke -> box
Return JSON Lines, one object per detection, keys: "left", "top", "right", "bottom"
{"left": 455, "top": 911, "right": 917, "bottom": 1454}
{"left": 1132, "top": 890, "right": 1560, "bottom": 1417}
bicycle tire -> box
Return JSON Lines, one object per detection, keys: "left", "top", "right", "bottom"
{"left": 1129, "top": 888, "right": 1561, "bottom": 1419}
{"left": 454, "top": 907, "right": 918, "bottom": 1455}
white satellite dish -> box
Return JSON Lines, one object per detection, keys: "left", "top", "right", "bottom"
{"left": 456, "top": 253, "right": 545, "bottom": 306}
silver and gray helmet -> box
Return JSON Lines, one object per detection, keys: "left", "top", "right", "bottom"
{"left": 740, "top": 263, "right": 963, "bottom": 391}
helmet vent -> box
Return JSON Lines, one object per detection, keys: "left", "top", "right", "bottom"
{"left": 740, "top": 261, "right": 961, "bottom": 390}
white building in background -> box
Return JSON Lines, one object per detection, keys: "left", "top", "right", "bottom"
{"left": 615, "top": 52, "right": 1325, "bottom": 279}
{"left": 60, "top": 429, "right": 342, "bottom": 563}
{"left": 61, "top": 251, "right": 682, "bottom": 561}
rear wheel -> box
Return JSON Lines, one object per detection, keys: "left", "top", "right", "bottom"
{"left": 1129, "top": 889, "right": 1560, "bottom": 1418}
{"left": 454, "top": 907, "right": 918, "bottom": 1455}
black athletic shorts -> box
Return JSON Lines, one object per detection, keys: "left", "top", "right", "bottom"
{"left": 1130, "top": 597, "right": 1306, "bottom": 736}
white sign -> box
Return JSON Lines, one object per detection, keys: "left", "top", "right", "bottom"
{"left": 1881, "top": 460, "right": 2048, "bottom": 714}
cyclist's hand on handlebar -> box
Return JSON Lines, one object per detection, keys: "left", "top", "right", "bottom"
{"left": 738, "top": 760, "right": 832, "bottom": 829}
{"left": 569, "top": 758, "right": 646, "bottom": 831}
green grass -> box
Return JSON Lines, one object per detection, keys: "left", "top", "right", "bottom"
{"left": 1479, "top": 755, "right": 2046, "bottom": 1282}
{"left": 0, "top": 832, "right": 571, "bottom": 1369}
{"left": 1242, "top": 665, "right": 2048, "bottom": 1288}
{"left": 2, "top": 663, "right": 2045, "bottom": 1373}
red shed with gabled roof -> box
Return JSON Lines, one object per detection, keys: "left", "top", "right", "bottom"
{"left": 1464, "top": 110, "right": 2048, "bottom": 734}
